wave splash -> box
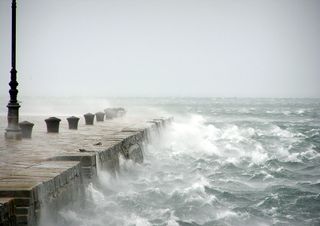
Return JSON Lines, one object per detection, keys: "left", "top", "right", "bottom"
{"left": 42, "top": 98, "right": 320, "bottom": 226}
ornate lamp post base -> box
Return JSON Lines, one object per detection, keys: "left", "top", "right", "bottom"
{"left": 5, "top": 130, "right": 22, "bottom": 140}
{"left": 5, "top": 102, "right": 21, "bottom": 139}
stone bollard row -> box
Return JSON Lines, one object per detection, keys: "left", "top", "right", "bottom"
{"left": 84, "top": 113, "right": 95, "bottom": 125}
{"left": 67, "top": 116, "right": 80, "bottom": 130}
{"left": 104, "top": 108, "right": 126, "bottom": 120}
{"left": 45, "top": 117, "right": 61, "bottom": 133}
{"left": 44, "top": 112, "right": 99, "bottom": 133}
{"left": 19, "top": 121, "right": 34, "bottom": 138}
{"left": 95, "top": 112, "right": 105, "bottom": 122}
{"left": 19, "top": 108, "right": 124, "bottom": 138}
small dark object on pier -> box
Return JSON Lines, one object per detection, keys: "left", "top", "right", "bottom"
{"left": 79, "top": 148, "right": 95, "bottom": 152}
{"left": 95, "top": 112, "right": 105, "bottom": 122}
{"left": 67, "top": 116, "right": 80, "bottom": 130}
{"left": 45, "top": 117, "right": 61, "bottom": 133}
{"left": 94, "top": 142, "right": 102, "bottom": 146}
{"left": 19, "top": 121, "right": 34, "bottom": 138}
{"left": 84, "top": 113, "right": 95, "bottom": 125}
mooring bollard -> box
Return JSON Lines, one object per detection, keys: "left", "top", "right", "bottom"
{"left": 104, "top": 107, "right": 126, "bottom": 119}
{"left": 45, "top": 117, "right": 61, "bottom": 133}
{"left": 84, "top": 113, "right": 95, "bottom": 125}
{"left": 19, "top": 121, "right": 34, "bottom": 138}
{"left": 104, "top": 108, "right": 116, "bottom": 119}
{"left": 67, "top": 116, "right": 80, "bottom": 130}
{"left": 95, "top": 112, "right": 105, "bottom": 122}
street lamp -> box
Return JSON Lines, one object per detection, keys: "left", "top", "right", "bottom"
{"left": 5, "top": 0, "right": 21, "bottom": 139}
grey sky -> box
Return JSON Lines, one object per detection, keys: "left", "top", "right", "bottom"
{"left": 0, "top": 0, "right": 319, "bottom": 98}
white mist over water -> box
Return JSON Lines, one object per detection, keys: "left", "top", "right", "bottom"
{"left": 0, "top": 97, "right": 170, "bottom": 135}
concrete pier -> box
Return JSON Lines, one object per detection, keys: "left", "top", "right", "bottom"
{"left": 0, "top": 115, "right": 172, "bottom": 226}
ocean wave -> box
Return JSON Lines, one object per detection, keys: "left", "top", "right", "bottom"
{"left": 249, "top": 170, "right": 274, "bottom": 181}
{"left": 41, "top": 99, "right": 320, "bottom": 226}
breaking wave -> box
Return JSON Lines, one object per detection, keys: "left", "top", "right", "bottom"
{"left": 40, "top": 98, "right": 320, "bottom": 226}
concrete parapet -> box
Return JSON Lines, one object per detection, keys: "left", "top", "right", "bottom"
{"left": 49, "top": 153, "right": 97, "bottom": 180}
{"left": 0, "top": 161, "right": 81, "bottom": 226}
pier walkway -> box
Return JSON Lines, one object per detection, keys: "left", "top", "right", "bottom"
{"left": 0, "top": 115, "right": 171, "bottom": 226}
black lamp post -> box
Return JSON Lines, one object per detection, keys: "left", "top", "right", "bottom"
{"left": 5, "top": 0, "right": 21, "bottom": 139}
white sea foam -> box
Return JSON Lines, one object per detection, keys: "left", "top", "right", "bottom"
{"left": 162, "top": 114, "right": 273, "bottom": 165}
{"left": 216, "top": 209, "right": 239, "bottom": 219}
{"left": 87, "top": 183, "right": 106, "bottom": 203}
{"left": 163, "top": 114, "right": 220, "bottom": 156}
{"left": 125, "top": 214, "right": 152, "bottom": 226}
{"left": 299, "top": 147, "right": 320, "bottom": 160}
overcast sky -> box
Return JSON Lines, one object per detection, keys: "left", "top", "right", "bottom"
{"left": 0, "top": 0, "right": 319, "bottom": 98}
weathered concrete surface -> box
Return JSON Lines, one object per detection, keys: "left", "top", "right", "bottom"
{"left": 0, "top": 161, "right": 81, "bottom": 226}
{"left": 0, "top": 115, "right": 172, "bottom": 226}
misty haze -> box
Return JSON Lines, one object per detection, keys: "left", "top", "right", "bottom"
{"left": 1, "top": 0, "right": 320, "bottom": 99}
{"left": 0, "top": 1, "right": 320, "bottom": 226}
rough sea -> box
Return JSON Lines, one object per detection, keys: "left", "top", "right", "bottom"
{"left": 2, "top": 97, "right": 320, "bottom": 226}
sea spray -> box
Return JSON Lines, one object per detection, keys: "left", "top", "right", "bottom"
{"left": 35, "top": 98, "right": 320, "bottom": 226}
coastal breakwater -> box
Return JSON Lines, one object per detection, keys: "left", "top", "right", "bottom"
{"left": 0, "top": 116, "right": 172, "bottom": 226}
